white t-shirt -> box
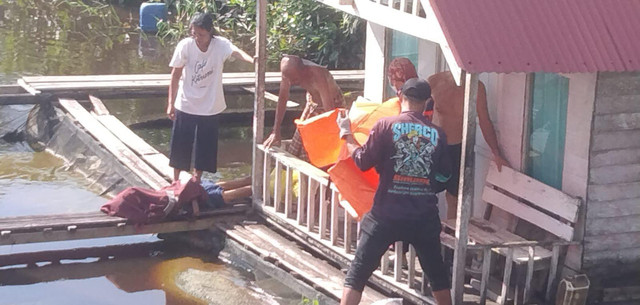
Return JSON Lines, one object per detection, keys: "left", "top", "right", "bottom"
{"left": 169, "top": 36, "right": 238, "bottom": 116}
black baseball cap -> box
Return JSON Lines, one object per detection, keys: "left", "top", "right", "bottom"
{"left": 401, "top": 78, "right": 431, "bottom": 101}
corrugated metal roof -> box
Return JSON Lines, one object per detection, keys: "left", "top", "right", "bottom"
{"left": 429, "top": 0, "right": 640, "bottom": 73}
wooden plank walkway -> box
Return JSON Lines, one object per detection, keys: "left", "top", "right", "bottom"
{"left": 17, "top": 70, "right": 364, "bottom": 97}
{"left": 0, "top": 206, "right": 248, "bottom": 246}
{"left": 215, "top": 221, "right": 389, "bottom": 304}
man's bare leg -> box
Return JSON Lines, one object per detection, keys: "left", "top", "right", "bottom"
{"left": 340, "top": 287, "right": 362, "bottom": 305}
{"left": 193, "top": 169, "right": 203, "bottom": 183}
{"left": 446, "top": 191, "right": 458, "bottom": 220}
{"left": 222, "top": 186, "right": 252, "bottom": 203}
{"left": 433, "top": 289, "right": 452, "bottom": 305}
{"left": 173, "top": 168, "right": 181, "bottom": 182}
{"left": 217, "top": 176, "right": 251, "bottom": 190}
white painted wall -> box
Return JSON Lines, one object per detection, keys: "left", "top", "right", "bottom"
{"left": 562, "top": 73, "right": 597, "bottom": 272}
{"left": 562, "top": 73, "right": 597, "bottom": 199}
{"left": 363, "top": 22, "right": 386, "bottom": 103}
{"left": 417, "top": 39, "right": 438, "bottom": 79}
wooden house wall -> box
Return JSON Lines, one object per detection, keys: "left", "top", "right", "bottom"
{"left": 585, "top": 72, "right": 640, "bottom": 271}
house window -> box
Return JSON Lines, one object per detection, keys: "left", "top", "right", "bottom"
{"left": 385, "top": 29, "right": 419, "bottom": 98}
{"left": 526, "top": 73, "right": 569, "bottom": 189}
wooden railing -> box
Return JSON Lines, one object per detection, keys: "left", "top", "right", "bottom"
{"left": 256, "top": 145, "right": 574, "bottom": 305}
{"left": 373, "top": 0, "right": 425, "bottom": 18}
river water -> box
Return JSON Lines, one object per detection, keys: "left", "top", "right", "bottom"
{"left": 0, "top": 1, "right": 313, "bottom": 304}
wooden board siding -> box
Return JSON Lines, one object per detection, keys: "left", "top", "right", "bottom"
{"left": 587, "top": 198, "right": 640, "bottom": 219}
{"left": 585, "top": 72, "right": 640, "bottom": 272}
{"left": 594, "top": 95, "right": 640, "bottom": 115}
{"left": 590, "top": 148, "right": 640, "bottom": 168}
{"left": 591, "top": 129, "right": 640, "bottom": 151}
{"left": 589, "top": 164, "right": 640, "bottom": 185}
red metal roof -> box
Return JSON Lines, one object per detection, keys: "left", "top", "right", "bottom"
{"left": 429, "top": 0, "right": 640, "bottom": 73}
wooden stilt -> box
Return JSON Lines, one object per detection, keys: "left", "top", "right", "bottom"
{"left": 500, "top": 249, "right": 515, "bottom": 305}
{"left": 452, "top": 72, "right": 478, "bottom": 305}
{"left": 480, "top": 247, "right": 492, "bottom": 305}
{"left": 252, "top": 0, "right": 267, "bottom": 207}
{"left": 546, "top": 244, "right": 561, "bottom": 301}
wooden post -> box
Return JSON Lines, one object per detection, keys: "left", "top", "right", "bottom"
{"left": 251, "top": 0, "right": 267, "bottom": 207}
{"left": 452, "top": 72, "right": 478, "bottom": 305}
{"left": 480, "top": 247, "right": 492, "bottom": 305}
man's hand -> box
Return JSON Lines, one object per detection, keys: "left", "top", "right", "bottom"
{"left": 263, "top": 132, "right": 281, "bottom": 148}
{"left": 166, "top": 102, "right": 176, "bottom": 121}
{"left": 336, "top": 110, "right": 352, "bottom": 139}
{"left": 493, "top": 153, "right": 510, "bottom": 172}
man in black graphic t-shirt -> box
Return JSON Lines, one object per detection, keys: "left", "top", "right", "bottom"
{"left": 337, "top": 78, "right": 453, "bottom": 305}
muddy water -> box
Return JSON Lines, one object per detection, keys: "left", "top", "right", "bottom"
{"left": 0, "top": 253, "right": 308, "bottom": 305}
{"left": 0, "top": 1, "right": 314, "bottom": 304}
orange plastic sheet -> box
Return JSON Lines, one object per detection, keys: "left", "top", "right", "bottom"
{"left": 295, "top": 109, "right": 342, "bottom": 168}
{"left": 296, "top": 97, "right": 401, "bottom": 220}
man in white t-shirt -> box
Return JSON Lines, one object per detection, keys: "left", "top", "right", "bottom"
{"left": 167, "top": 13, "right": 254, "bottom": 182}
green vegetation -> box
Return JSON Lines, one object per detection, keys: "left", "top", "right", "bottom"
{"left": 156, "top": 0, "right": 365, "bottom": 69}
{"left": 300, "top": 296, "right": 320, "bottom": 305}
{"left": 0, "top": 0, "right": 171, "bottom": 79}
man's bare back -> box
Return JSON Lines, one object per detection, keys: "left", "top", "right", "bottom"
{"left": 428, "top": 71, "right": 475, "bottom": 145}
{"left": 428, "top": 71, "right": 508, "bottom": 219}
{"left": 263, "top": 55, "right": 344, "bottom": 150}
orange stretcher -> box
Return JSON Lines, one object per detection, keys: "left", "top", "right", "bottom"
{"left": 296, "top": 97, "right": 401, "bottom": 220}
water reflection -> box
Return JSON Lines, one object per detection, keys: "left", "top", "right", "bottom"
{"left": 0, "top": 253, "right": 307, "bottom": 305}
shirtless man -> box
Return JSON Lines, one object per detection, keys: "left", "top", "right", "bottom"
{"left": 428, "top": 71, "right": 509, "bottom": 220}
{"left": 263, "top": 55, "right": 344, "bottom": 158}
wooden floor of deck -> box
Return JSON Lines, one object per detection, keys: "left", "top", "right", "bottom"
{"left": 16, "top": 70, "right": 364, "bottom": 98}
{"left": 0, "top": 206, "right": 249, "bottom": 246}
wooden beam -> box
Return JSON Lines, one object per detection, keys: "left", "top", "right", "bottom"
{"left": 452, "top": 72, "right": 478, "bottom": 305}
{"left": 241, "top": 86, "right": 299, "bottom": 108}
{"left": 317, "top": 0, "right": 443, "bottom": 44}
{"left": 524, "top": 246, "right": 535, "bottom": 303}
{"left": 0, "top": 242, "right": 164, "bottom": 267}
{"left": 263, "top": 156, "right": 272, "bottom": 207}
{"left": 480, "top": 248, "right": 492, "bottom": 305}
{"left": 330, "top": 189, "right": 339, "bottom": 246}
{"left": 298, "top": 173, "right": 309, "bottom": 225}
{"left": 545, "top": 245, "right": 561, "bottom": 302}
{"left": 0, "top": 208, "right": 247, "bottom": 246}
{"left": 307, "top": 178, "right": 318, "bottom": 232}
{"left": 57, "top": 98, "right": 169, "bottom": 190}
{"left": 500, "top": 248, "right": 515, "bottom": 305}
{"left": 285, "top": 166, "right": 294, "bottom": 218}
{"left": 252, "top": 0, "right": 267, "bottom": 208}
{"left": 88, "top": 95, "right": 110, "bottom": 115}
{"left": 17, "top": 78, "right": 40, "bottom": 95}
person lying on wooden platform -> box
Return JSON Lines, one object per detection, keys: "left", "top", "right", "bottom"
{"left": 100, "top": 176, "right": 252, "bottom": 224}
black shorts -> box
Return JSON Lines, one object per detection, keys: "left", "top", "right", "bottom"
{"left": 446, "top": 143, "right": 462, "bottom": 196}
{"left": 344, "top": 213, "right": 450, "bottom": 292}
{"left": 169, "top": 109, "right": 219, "bottom": 173}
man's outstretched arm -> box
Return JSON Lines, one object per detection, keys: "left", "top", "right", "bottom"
{"left": 263, "top": 77, "right": 291, "bottom": 148}
{"left": 476, "top": 82, "right": 509, "bottom": 171}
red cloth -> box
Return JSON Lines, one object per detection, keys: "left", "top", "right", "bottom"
{"left": 100, "top": 178, "right": 207, "bottom": 224}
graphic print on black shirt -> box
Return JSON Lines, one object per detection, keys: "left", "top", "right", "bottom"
{"left": 389, "top": 122, "right": 440, "bottom": 197}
